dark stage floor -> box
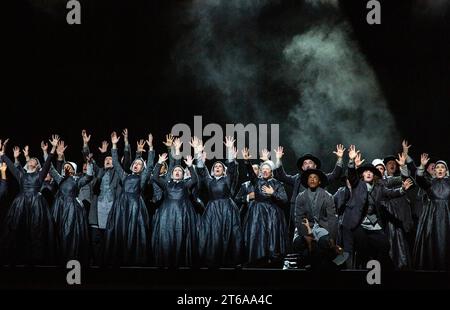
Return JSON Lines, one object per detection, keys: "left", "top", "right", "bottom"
{"left": 0, "top": 266, "right": 449, "bottom": 290}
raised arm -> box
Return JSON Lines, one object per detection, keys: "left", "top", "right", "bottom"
{"left": 111, "top": 131, "right": 126, "bottom": 181}
{"left": 224, "top": 136, "right": 239, "bottom": 194}
{"left": 81, "top": 129, "right": 91, "bottom": 160}
{"left": 122, "top": 128, "right": 132, "bottom": 174}
{"left": 415, "top": 153, "right": 432, "bottom": 191}
{"left": 49, "top": 163, "right": 63, "bottom": 185}
{"left": 184, "top": 155, "right": 198, "bottom": 190}
{"left": 242, "top": 147, "right": 258, "bottom": 186}
{"left": 0, "top": 139, "right": 22, "bottom": 182}
{"left": 347, "top": 145, "right": 360, "bottom": 188}
{"left": 77, "top": 156, "right": 94, "bottom": 188}
{"left": 0, "top": 162, "right": 7, "bottom": 199}
{"left": 39, "top": 135, "right": 59, "bottom": 183}
{"left": 326, "top": 144, "right": 345, "bottom": 182}
{"left": 152, "top": 153, "right": 169, "bottom": 190}
{"left": 273, "top": 146, "right": 296, "bottom": 186}
{"left": 140, "top": 134, "right": 155, "bottom": 189}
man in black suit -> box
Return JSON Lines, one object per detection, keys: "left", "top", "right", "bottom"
{"left": 342, "top": 145, "right": 413, "bottom": 269}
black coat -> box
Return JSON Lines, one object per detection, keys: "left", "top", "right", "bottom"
{"left": 295, "top": 187, "right": 338, "bottom": 240}
{"left": 342, "top": 163, "right": 405, "bottom": 231}
{"left": 274, "top": 162, "right": 343, "bottom": 221}
{"left": 0, "top": 179, "right": 6, "bottom": 201}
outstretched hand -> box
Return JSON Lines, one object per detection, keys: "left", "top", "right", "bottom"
{"left": 348, "top": 145, "right": 358, "bottom": 161}
{"left": 260, "top": 148, "right": 270, "bottom": 162}
{"left": 184, "top": 155, "right": 194, "bottom": 167}
{"left": 111, "top": 131, "right": 120, "bottom": 145}
{"left": 158, "top": 153, "right": 168, "bottom": 164}
{"left": 402, "top": 178, "right": 414, "bottom": 191}
{"left": 333, "top": 144, "right": 346, "bottom": 159}
{"left": 242, "top": 147, "right": 251, "bottom": 160}
{"left": 82, "top": 129, "right": 91, "bottom": 145}
{"left": 98, "top": 141, "right": 109, "bottom": 153}
{"left": 420, "top": 153, "right": 430, "bottom": 167}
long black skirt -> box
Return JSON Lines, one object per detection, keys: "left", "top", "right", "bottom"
{"left": 198, "top": 198, "right": 242, "bottom": 267}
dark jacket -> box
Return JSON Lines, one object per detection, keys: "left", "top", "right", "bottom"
{"left": 342, "top": 162, "right": 405, "bottom": 231}
{"left": 0, "top": 179, "right": 6, "bottom": 200}
{"left": 295, "top": 188, "right": 338, "bottom": 240}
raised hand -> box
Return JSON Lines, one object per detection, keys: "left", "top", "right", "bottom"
{"left": 201, "top": 151, "right": 207, "bottom": 163}
{"left": 355, "top": 151, "right": 365, "bottom": 168}
{"left": 261, "top": 185, "right": 274, "bottom": 195}
{"left": 402, "top": 139, "right": 411, "bottom": 156}
{"left": 111, "top": 131, "right": 120, "bottom": 145}
{"left": 146, "top": 133, "right": 153, "bottom": 150}
{"left": 41, "top": 141, "right": 48, "bottom": 153}
{"left": 224, "top": 136, "right": 235, "bottom": 149}
{"left": 402, "top": 178, "right": 414, "bottom": 190}
{"left": 49, "top": 134, "right": 60, "bottom": 153}
{"left": 56, "top": 140, "right": 67, "bottom": 158}
{"left": 98, "top": 141, "right": 109, "bottom": 153}
{"left": 333, "top": 144, "right": 346, "bottom": 159}
{"left": 122, "top": 128, "right": 129, "bottom": 145}
{"left": 348, "top": 145, "right": 358, "bottom": 161}
{"left": 274, "top": 146, "right": 284, "bottom": 160}
{"left": 85, "top": 153, "right": 94, "bottom": 163}
{"left": 82, "top": 129, "right": 91, "bottom": 146}
{"left": 163, "top": 134, "right": 174, "bottom": 148}
{"left": 189, "top": 136, "right": 199, "bottom": 149}
{"left": 23, "top": 145, "right": 30, "bottom": 160}
{"left": 173, "top": 137, "right": 182, "bottom": 151}
{"left": 242, "top": 147, "right": 251, "bottom": 160}
{"left": 184, "top": 155, "right": 194, "bottom": 167}
{"left": 158, "top": 153, "right": 168, "bottom": 164}
{"left": 137, "top": 139, "right": 146, "bottom": 153}
{"left": 230, "top": 146, "right": 238, "bottom": 160}
{"left": 260, "top": 148, "right": 270, "bottom": 162}
{"left": 0, "top": 162, "right": 6, "bottom": 173}
{"left": 420, "top": 153, "right": 430, "bottom": 167}
{"left": 396, "top": 152, "right": 407, "bottom": 167}
{"left": 13, "top": 146, "right": 21, "bottom": 159}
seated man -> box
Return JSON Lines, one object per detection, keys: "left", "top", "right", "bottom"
{"left": 291, "top": 169, "right": 348, "bottom": 270}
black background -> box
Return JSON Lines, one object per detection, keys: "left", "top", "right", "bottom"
{"left": 3, "top": 0, "right": 450, "bottom": 170}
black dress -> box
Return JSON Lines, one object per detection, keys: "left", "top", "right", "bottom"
{"left": 243, "top": 161, "right": 288, "bottom": 264}
{"left": 0, "top": 179, "right": 6, "bottom": 201}
{"left": 0, "top": 153, "right": 55, "bottom": 265}
{"left": 151, "top": 163, "right": 199, "bottom": 267}
{"left": 50, "top": 165, "right": 93, "bottom": 265}
{"left": 381, "top": 176, "right": 413, "bottom": 270}
{"left": 197, "top": 161, "right": 242, "bottom": 267}
{"left": 103, "top": 149, "right": 153, "bottom": 266}
{"left": 413, "top": 174, "right": 450, "bottom": 270}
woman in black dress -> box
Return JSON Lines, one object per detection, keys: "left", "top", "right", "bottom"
{"left": 50, "top": 158, "right": 94, "bottom": 266}
{"left": 103, "top": 131, "right": 153, "bottom": 266}
{"left": 0, "top": 135, "right": 60, "bottom": 265}
{"left": 413, "top": 154, "right": 450, "bottom": 270}
{"left": 241, "top": 147, "right": 288, "bottom": 266}
{"left": 151, "top": 150, "right": 199, "bottom": 268}
{"left": 196, "top": 136, "right": 242, "bottom": 267}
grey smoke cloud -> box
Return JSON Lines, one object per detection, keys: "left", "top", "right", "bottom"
{"left": 176, "top": 0, "right": 400, "bottom": 163}
{"left": 304, "top": 0, "right": 338, "bottom": 8}
{"left": 283, "top": 23, "right": 399, "bottom": 159}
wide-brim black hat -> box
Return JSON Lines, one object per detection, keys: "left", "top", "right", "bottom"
{"left": 357, "top": 163, "right": 382, "bottom": 178}
{"left": 297, "top": 153, "right": 321, "bottom": 170}
{"left": 300, "top": 169, "right": 328, "bottom": 188}
{"left": 383, "top": 155, "right": 397, "bottom": 166}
